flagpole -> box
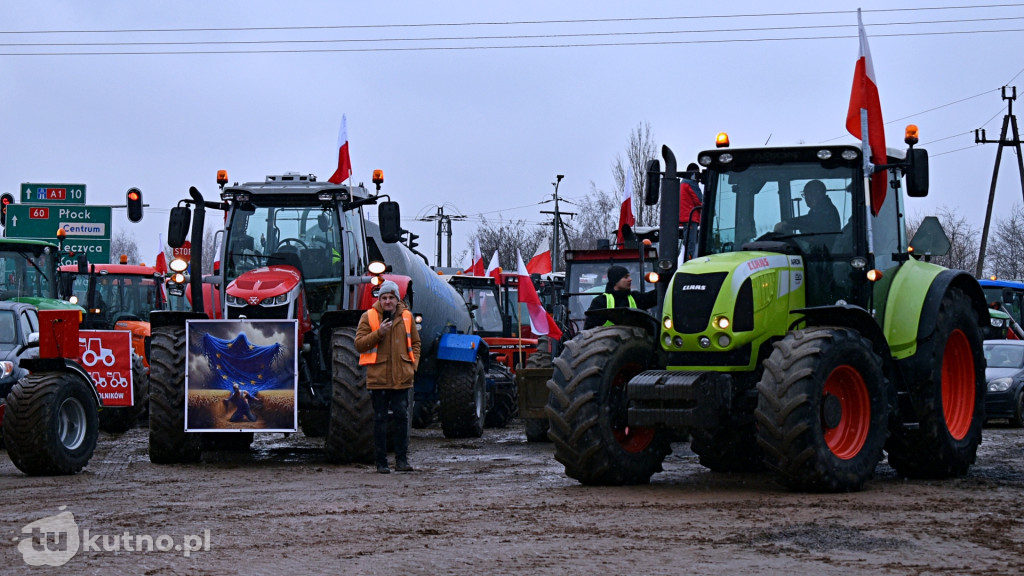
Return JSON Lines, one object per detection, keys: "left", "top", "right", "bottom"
{"left": 861, "top": 109, "right": 876, "bottom": 267}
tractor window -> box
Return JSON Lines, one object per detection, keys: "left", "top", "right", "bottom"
{"left": 462, "top": 287, "right": 503, "bottom": 333}
{"left": 0, "top": 249, "right": 54, "bottom": 300}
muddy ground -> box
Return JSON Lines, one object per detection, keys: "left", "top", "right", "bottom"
{"left": 2, "top": 420, "right": 1023, "bottom": 576}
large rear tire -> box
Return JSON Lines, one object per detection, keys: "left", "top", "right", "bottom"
{"left": 325, "top": 327, "right": 374, "bottom": 463}
{"left": 149, "top": 325, "right": 201, "bottom": 464}
{"left": 545, "top": 326, "right": 670, "bottom": 485}
{"left": 4, "top": 372, "right": 99, "bottom": 475}
{"left": 756, "top": 327, "right": 889, "bottom": 492}
{"left": 886, "top": 287, "right": 985, "bottom": 479}
{"left": 484, "top": 363, "right": 517, "bottom": 428}
{"left": 439, "top": 358, "right": 485, "bottom": 438}
{"left": 523, "top": 336, "right": 552, "bottom": 442}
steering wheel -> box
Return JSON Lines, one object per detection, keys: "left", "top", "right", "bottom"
{"left": 279, "top": 238, "right": 308, "bottom": 250}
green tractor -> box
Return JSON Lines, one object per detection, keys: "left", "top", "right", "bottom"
{"left": 546, "top": 128, "right": 988, "bottom": 492}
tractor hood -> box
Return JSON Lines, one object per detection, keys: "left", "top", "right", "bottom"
{"left": 226, "top": 265, "right": 301, "bottom": 304}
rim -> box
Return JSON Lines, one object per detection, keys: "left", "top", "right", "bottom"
{"left": 822, "top": 365, "right": 871, "bottom": 460}
{"left": 609, "top": 362, "right": 656, "bottom": 453}
{"left": 475, "top": 371, "right": 485, "bottom": 422}
{"left": 942, "top": 329, "right": 975, "bottom": 440}
{"left": 57, "top": 396, "right": 88, "bottom": 451}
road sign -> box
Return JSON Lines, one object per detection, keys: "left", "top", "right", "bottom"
{"left": 20, "top": 183, "right": 86, "bottom": 205}
{"left": 58, "top": 238, "right": 110, "bottom": 267}
{"left": 173, "top": 240, "right": 191, "bottom": 263}
{"left": 5, "top": 204, "right": 112, "bottom": 240}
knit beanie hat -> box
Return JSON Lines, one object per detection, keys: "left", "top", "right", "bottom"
{"left": 605, "top": 265, "right": 629, "bottom": 292}
{"left": 377, "top": 280, "right": 400, "bottom": 298}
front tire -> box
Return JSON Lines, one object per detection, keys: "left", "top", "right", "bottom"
{"left": 886, "top": 287, "right": 985, "bottom": 479}
{"left": 4, "top": 372, "right": 100, "bottom": 476}
{"left": 149, "top": 325, "right": 201, "bottom": 464}
{"left": 439, "top": 358, "right": 485, "bottom": 438}
{"left": 325, "top": 327, "right": 373, "bottom": 463}
{"left": 756, "top": 327, "right": 889, "bottom": 492}
{"left": 545, "top": 326, "right": 670, "bottom": 485}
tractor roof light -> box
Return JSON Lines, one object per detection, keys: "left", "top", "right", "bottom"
{"left": 217, "top": 169, "right": 229, "bottom": 185}
{"left": 816, "top": 149, "right": 833, "bottom": 160}
{"left": 119, "top": 254, "right": 128, "bottom": 264}
{"left": 905, "top": 124, "right": 919, "bottom": 146}
{"left": 372, "top": 170, "right": 384, "bottom": 185}
{"left": 169, "top": 258, "right": 188, "bottom": 273}
{"left": 716, "top": 132, "right": 730, "bottom": 148}
{"left": 56, "top": 228, "right": 67, "bottom": 241}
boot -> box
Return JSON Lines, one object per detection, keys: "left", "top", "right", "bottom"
{"left": 376, "top": 463, "right": 391, "bottom": 474}
{"left": 395, "top": 458, "right": 413, "bottom": 472}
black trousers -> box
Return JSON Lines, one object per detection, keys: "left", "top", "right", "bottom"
{"left": 371, "top": 389, "right": 410, "bottom": 465}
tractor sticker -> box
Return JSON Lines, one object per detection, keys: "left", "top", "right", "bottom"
{"left": 77, "top": 331, "right": 133, "bottom": 407}
{"left": 184, "top": 319, "right": 298, "bottom": 433}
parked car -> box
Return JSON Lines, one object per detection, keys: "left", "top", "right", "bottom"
{"left": 983, "top": 339, "right": 1024, "bottom": 427}
{"left": 0, "top": 301, "right": 41, "bottom": 447}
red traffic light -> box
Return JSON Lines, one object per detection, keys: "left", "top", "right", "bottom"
{"left": 0, "top": 192, "right": 13, "bottom": 227}
{"left": 126, "top": 187, "right": 143, "bottom": 223}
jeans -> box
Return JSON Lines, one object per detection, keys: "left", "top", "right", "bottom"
{"left": 371, "top": 389, "right": 410, "bottom": 466}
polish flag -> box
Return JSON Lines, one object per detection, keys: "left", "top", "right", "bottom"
{"left": 616, "top": 170, "right": 635, "bottom": 247}
{"left": 526, "top": 233, "right": 551, "bottom": 274}
{"left": 328, "top": 115, "right": 353, "bottom": 184}
{"left": 155, "top": 233, "right": 168, "bottom": 274}
{"left": 516, "top": 250, "right": 562, "bottom": 341}
{"left": 470, "top": 238, "right": 485, "bottom": 276}
{"left": 486, "top": 251, "right": 502, "bottom": 280}
{"left": 846, "top": 9, "right": 887, "bottom": 215}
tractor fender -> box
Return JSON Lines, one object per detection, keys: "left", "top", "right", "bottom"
{"left": 437, "top": 332, "right": 489, "bottom": 366}
{"left": 882, "top": 262, "right": 987, "bottom": 359}
{"left": 793, "top": 304, "right": 896, "bottom": 384}
{"left": 19, "top": 358, "right": 103, "bottom": 408}
{"left": 584, "top": 307, "right": 659, "bottom": 337}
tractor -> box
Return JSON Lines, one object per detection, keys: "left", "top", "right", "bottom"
{"left": 148, "top": 170, "right": 495, "bottom": 465}
{"left": 546, "top": 128, "right": 989, "bottom": 492}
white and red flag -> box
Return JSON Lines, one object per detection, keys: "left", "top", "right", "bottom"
{"left": 155, "top": 233, "right": 168, "bottom": 274}
{"left": 616, "top": 170, "right": 635, "bottom": 247}
{"left": 470, "top": 238, "right": 485, "bottom": 276}
{"left": 516, "top": 250, "right": 562, "bottom": 341}
{"left": 486, "top": 251, "right": 502, "bottom": 280}
{"left": 328, "top": 115, "right": 353, "bottom": 184}
{"left": 846, "top": 9, "right": 887, "bottom": 215}
{"left": 526, "top": 233, "right": 552, "bottom": 274}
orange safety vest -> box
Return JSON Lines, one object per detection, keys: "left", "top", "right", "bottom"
{"left": 359, "top": 308, "right": 416, "bottom": 365}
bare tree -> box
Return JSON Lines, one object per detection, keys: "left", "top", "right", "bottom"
{"left": 618, "top": 122, "right": 659, "bottom": 227}
{"left": 110, "top": 228, "right": 140, "bottom": 264}
{"left": 201, "top": 226, "right": 219, "bottom": 274}
{"left": 907, "top": 205, "right": 979, "bottom": 274}
{"left": 986, "top": 203, "right": 1024, "bottom": 279}
{"left": 564, "top": 181, "right": 618, "bottom": 251}
{"left": 470, "top": 216, "right": 546, "bottom": 271}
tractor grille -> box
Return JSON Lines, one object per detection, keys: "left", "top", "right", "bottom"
{"left": 672, "top": 272, "right": 727, "bottom": 333}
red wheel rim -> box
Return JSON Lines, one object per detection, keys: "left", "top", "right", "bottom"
{"left": 611, "top": 364, "right": 655, "bottom": 453}
{"left": 942, "top": 329, "right": 975, "bottom": 440}
{"left": 822, "top": 365, "right": 871, "bottom": 460}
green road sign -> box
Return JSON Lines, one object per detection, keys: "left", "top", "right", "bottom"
{"left": 5, "top": 204, "right": 112, "bottom": 240}
{"left": 57, "top": 238, "right": 110, "bottom": 266}
{"left": 20, "top": 183, "right": 87, "bottom": 204}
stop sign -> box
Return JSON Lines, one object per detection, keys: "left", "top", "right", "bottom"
{"left": 173, "top": 240, "right": 192, "bottom": 263}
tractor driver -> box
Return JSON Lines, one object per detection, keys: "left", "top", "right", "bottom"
{"left": 774, "top": 180, "right": 840, "bottom": 235}
{"left": 583, "top": 265, "right": 657, "bottom": 330}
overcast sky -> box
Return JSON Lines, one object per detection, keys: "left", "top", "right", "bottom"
{"left": 2, "top": 1, "right": 1023, "bottom": 268}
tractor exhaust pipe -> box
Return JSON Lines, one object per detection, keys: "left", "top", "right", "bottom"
{"left": 656, "top": 145, "right": 681, "bottom": 316}
{"left": 188, "top": 186, "right": 206, "bottom": 317}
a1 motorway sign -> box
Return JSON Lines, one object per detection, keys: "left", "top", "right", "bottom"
{"left": 20, "top": 183, "right": 86, "bottom": 205}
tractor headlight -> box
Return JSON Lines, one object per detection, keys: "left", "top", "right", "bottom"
{"left": 991, "top": 317, "right": 1007, "bottom": 328}
{"left": 988, "top": 378, "right": 1012, "bottom": 392}
{"left": 662, "top": 317, "right": 673, "bottom": 331}
{"left": 0, "top": 361, "right": 14, "bottom": 378}
{"left": 274, "top": 294, "right": 289, "bottom": 305}
{"left": 713, "top": 315, "right": 730, "bottom": 330}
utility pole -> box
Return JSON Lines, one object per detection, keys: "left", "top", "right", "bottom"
{"left": 976, "top": 86, "right": 1024, "bottom": 278}
{"left": 417, "top": 205, "right": 465, "bottom": 268}
{"left": 540, "top": 174, "right": 575, "bottom": 273}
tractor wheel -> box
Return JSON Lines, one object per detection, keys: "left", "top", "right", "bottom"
{"left": 439, "top": 358, "right": 486, "bottom": 438}
{"left": 886, "top": 287, "right": 985, "bottom": 479}
{"left": 484, "top": 363, "right": 517, "bottom": 428}
{"left": 690, "top": 422, "right": 764, "bottom": 473}
{"left": 299, "top": 410, "right": 329, "bottom": 438}
{"left": 325, "top": 327, "right": 373, "bottom": 464}
{"left": 132, "top": 353, "right": 151, "bottom": 425}
{"left": 545, "top": 326, "right": 670, "bottom": 485}
{"left": 411, "top": 400, "right": 437, "bottom": 429}
{"left": 149, "top": 325, "right": 201, "bottom": 464}
{"left": 523, "top": 337, "right": 553, "bottom": 442}
{"left": 756, "top": 327, "right": 889, "bottom": 492}
{"left": 3, "top": 371, "right": 99, "bottom": 475}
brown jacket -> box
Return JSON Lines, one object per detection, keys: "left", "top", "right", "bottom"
{"left": 355, "top": 300, "right": 421, "bottom": 390}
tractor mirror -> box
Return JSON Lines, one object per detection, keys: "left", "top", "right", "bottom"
{"left": 909, "top": 215, "right": 950, "bottom": 257}
{"left": 905, "top": 148, "right": 929, "bottom": 197}
{"left": 167, "top": 206, "right": 192, "bottom": 248}
{"left": 644, "top": 159, "right": 661, "bottom": 205}
{"left": 378, "top": 202, "right": 402, "bottom": 244}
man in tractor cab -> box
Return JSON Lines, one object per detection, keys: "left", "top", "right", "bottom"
{"left": 583, "top": 265, "right": 657, "bottom": 330}
{"left": 774, "top": 179, "right": 841, "bottom": 235}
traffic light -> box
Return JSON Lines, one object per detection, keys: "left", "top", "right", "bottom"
{"left": 406, "top": 231, "right": 419, "bottom": 250}
{"left": 126, "top": 187, "right": 143, "bottom": 223}
{"left": 0, "top": 193, "right": 13, "bottom": 227}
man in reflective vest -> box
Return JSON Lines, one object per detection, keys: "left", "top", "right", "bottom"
{"left": 583, "top": 265, "right": 658, "bottom": 330}
{"left": 355, "top": 280, "right": 421, "bottom": 473}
